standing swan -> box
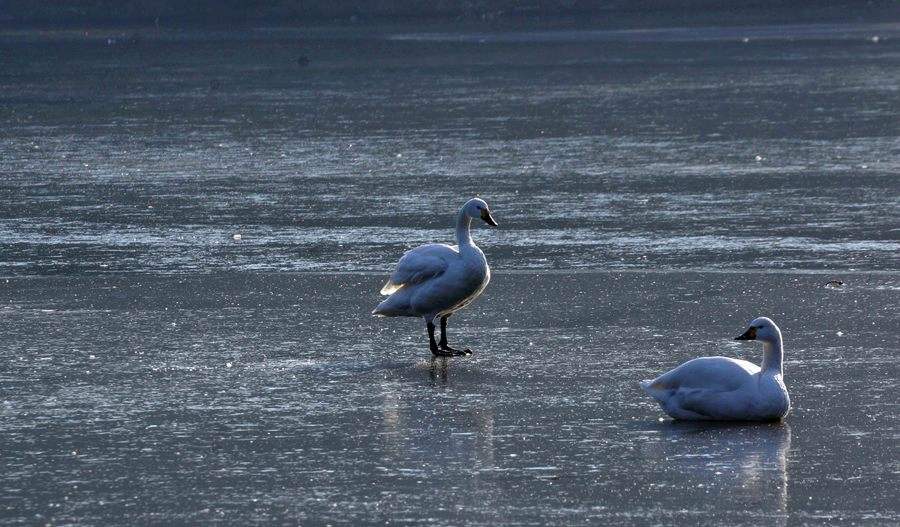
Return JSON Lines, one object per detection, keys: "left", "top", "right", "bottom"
{"left": 641, "top": 317, "right": 791, "bottom": 421}
{"left": 373, "top": 198, "right": 498, "bottom": 356}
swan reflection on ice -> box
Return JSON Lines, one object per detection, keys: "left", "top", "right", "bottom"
{"left": 642, "top": 421, "right": 791, "bottom": 522}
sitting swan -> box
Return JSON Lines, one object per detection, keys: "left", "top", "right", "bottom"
{"left": 373, "top": 198, "right": 498, "bottom": 356}
{"left": 641, "top": 317, "right": 790, "bottom": 421}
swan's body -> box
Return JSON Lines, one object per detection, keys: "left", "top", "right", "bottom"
{"left": 373, "top": 198, "right": 497, "bottom": 356}
{"left": 373, "top": 243, "right": 489, "bottom": 319}
{"left": 641, "top": 317, "right": 790, "bottom": 421}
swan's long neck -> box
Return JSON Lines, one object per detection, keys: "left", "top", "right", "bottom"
{"left": 761, "top": 334, "right": 784, "bottom": 374}
{"left": 455, "top": 209, "right": 476, "bottom": 252}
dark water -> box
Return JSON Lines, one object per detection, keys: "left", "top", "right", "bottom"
{"left": 1, "top": 20, "right": 898, "bottom": 525}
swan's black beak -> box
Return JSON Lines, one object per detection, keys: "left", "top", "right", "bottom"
{"left": 481, "top": 208, "right": 498, "bottom": 226}
{"left": 735, "top": 326, "right": 757, "bottom": 341}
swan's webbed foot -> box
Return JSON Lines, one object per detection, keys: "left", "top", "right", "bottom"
{"left": 439, "top": 345, "right": 472, "bottom": 356}
{"left": 430, "top": 341, "right": 471, "bottom": 357}
{"left": 435, "top": 316, "right": 472, "bottom": 356}
{"left": 428, "top": 317, "right": 473, "bottom": 357}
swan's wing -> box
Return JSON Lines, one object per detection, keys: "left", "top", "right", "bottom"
{"left": 645, "top": 357, "right": 758, "bottom": 393}
{"left": 380, "top": 244, "right": 457, "bottom": 295}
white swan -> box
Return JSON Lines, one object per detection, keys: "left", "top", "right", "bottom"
{"left": 372, "top": 198, "right": 498, "bottom": 356}
{"left": 641, "top": 317, "right": 791, "bottom": 421}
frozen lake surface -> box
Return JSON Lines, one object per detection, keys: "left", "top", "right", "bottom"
{"left": 1, "top": 21, "right": 898, "bottom": 275}
{"left": 0, "top": 19, "right": 898, "bottom": 525}
{"left": 1, "top": 271, "right": 898, "bottom": 524}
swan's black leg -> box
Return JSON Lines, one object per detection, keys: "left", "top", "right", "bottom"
{"left": 427, "top": 320, "right": 451, "bottom": 356}
{"left": 439, "top": 316, "right": 472, "bottom": 355}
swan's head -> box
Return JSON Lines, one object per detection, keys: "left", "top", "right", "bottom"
{"left": 463, "top": 198, "right": 498, "bottom": 227}
{"left": 735, "top": 317, "right": 782, "bottom": 343}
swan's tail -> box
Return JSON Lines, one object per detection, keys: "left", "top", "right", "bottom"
{"left": 640, "top": 379, "right": 665, "bottom": 401}
{"left": 372, "top": 305, "right": 401, "bottom": 317}
{"left": 372, "top": 294, "right": 409, "bottom": 317}
{"left": 372, "top": 300, "right": 389, "bottom": 316}
{"left": 374, "top": 281, "right": 401, "bottom": 316}
{"left": 642, "top": 380, "right": 676, "bottom": 411}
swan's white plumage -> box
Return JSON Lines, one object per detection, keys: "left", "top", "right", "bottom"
{"left": 379, "top": 282, "right": 403, "bottom": 295}
{"left": 641, "top": 317, "right": 791, "bottom": 421}
{"left": 373, "top": 199, "right": 494, "bottom": 324}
